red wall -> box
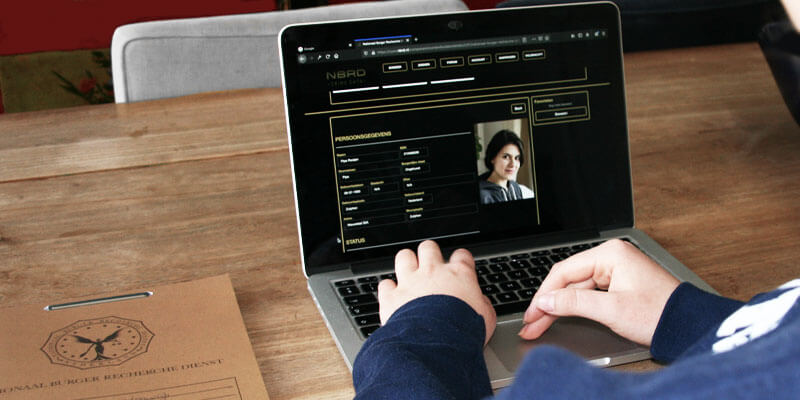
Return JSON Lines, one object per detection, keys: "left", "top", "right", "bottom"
{"left": 0, "top": 0, "right": 503, "bottom": 56}
{"left": 0, "top": 1, "right": 277, "bottom": 56}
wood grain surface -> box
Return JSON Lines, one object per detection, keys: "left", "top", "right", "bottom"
{"left": 1, "top": 42, "right": 799, "bottom": 398}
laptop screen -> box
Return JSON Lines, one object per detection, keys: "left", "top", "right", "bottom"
{"left": 280, "top": 2, "right": 633, "bottom": 273}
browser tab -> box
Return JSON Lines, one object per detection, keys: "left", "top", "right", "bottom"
{"left": 440, "top": 57, "right": 465, "bottom": 68}
{"left": 468, "top": 54, "right": 492, "bottom": 65}
{"left": 382, "top": 62, "right": 408, "bottom": 73}
{"left": 412, "top": 59, "right": 436, "bottom": 70}
{"left": 352, "top": 35, "right": 413, "bottom": 48}
{"left": 523, "top": 50, "right": 546, "bottom": 60}
{"left": 495, "top": 52, "right": 519, "bottom": 63}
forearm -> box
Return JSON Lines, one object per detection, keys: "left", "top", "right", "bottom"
{"left": 353, "top": 295, "right": 492, "bottom": 400}
{"left": 650, "top": 282, "right": 745, "bottom": 363}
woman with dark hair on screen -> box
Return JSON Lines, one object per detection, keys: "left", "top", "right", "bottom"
{"left": 479, "top": 129, "right": 535, "bottom": 204}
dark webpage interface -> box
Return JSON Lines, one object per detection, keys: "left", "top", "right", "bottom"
{"left": 285, "top": 23, "right": 633, "bottom": 269}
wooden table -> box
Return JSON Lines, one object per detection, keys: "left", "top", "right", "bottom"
{"left": 1, "top": 42, "right": 799, "bottom": 399}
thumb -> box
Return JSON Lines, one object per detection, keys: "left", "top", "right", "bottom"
{"left": 377, "top": 278, "right": 397, "bottom": 302}
{"left": 377, "top": 279, "right": 399, "bottom": 325}
{"left": 536, "top": 288, "right": 619, "bottom": 327}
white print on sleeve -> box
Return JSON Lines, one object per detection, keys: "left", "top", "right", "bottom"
{"left": 713, "top": 279, "right": 800, "bottom": 354}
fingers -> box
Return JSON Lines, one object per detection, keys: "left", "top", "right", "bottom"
{"left": 539, "top": 288, "right": 619, "bottom": 322}
{"left": 521, "top": 275, "right": 597, "bottom": 330}
{"left": 377, "top": 279, "right": 398, "bottom": 325}
{"left": 522, "top": 259, "right": 599, "bottom": 324}
{"left": 519, "top": 288, "right": 619, "bottom": 339}
{"left": 394, "top": 248, "right": 418, "bottom": 279}
{"left": 481, "top": 294, "right": 498, "bottom": 344}
{"left": 377, "top": 278, "right": 397, "bottom": 301}
{"left": 520, "top": 240, "right": 630, "bottom": 338}
{"left": 519, "top": 314, "right": 556, "bottom": 339}
{"left": 416, "top": 240, "right": 445, "bottom": 270}
{"left": 537, "top": 251, "right": 604, "bottom": 295}
{"left": 448, "top": 248, "right": 475, "bottom": 270}
{"left": 523, "top": 240, "right": 631, "bottom": 323}
{"left": 519, "top": 240, "right": 675, "bottom": 343}
{"left": 382, "top": 241, "right": 484, "bottom": 334}
{"left": 391, "top": 241, "right": 472, "bottom": 287}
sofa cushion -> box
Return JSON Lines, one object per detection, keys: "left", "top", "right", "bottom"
{"left": 111, "top": 0, "right": 469, "bottom": 103}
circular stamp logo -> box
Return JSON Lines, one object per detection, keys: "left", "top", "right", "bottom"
{"left": 41, "top": 316, "right": 154, "bottom": 369}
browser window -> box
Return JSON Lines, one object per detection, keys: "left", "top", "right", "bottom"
{"left": 282, "top": 13, "right": 631, "bottom": 268}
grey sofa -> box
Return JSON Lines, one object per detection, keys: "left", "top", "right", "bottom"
{"left": 111, "top": 0, "right": 468, "bottom": 103}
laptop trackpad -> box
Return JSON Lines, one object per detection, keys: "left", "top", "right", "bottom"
{"left": 489, "top": 317, "right": 647, "bottom": 372}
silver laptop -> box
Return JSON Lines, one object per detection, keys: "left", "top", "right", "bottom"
{"left": 279, "top": 2, "right": 713, "bottom": 389}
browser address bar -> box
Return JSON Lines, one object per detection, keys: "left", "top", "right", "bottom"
{"left": 366, "top": 37, "right": 523, "bottom": 57}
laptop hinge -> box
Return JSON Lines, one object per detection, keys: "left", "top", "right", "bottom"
{"left": 349, "top": 256, "right": 395, "bottom": 276}
{"left": 467, "top": 228, "right": 601, "bottom": 259}
{"left": 348, "top": 228, "right": 601, "bottom": 275}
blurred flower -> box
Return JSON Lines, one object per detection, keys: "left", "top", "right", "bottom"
{"left": 52, "top": 51, "right": 114, "bottom": 105}
{"left": 79, "top": 78, "right": 97, "bottom": 93}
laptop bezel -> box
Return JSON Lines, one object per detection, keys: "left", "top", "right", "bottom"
{"left": 279, "top": 1, "right": 631, "bottom": 279}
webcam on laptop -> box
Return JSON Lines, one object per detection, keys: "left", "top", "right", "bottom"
{"left": 447, "top": 20, "right": 463, "bottom": 30}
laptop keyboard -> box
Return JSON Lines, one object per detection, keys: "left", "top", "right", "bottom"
{"left": 332, "top": 240, "right": 605, "bottom": 339}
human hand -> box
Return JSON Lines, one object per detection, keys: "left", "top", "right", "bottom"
{"left": 378, "top": 240, "right": 497, "bottom": 345}
{"left": 519, "top": 239, "right": 680, "bottom": 346}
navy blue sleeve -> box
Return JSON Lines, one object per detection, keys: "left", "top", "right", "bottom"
{"left": 650, "top": 282, "right": 745, "bottom": 363}
{"left": 354, "top": 282, "right": 800, "bottom": 400}
{"left": 352, "top": 295, "right": 492, "bottom": 400}
{"left": 498, "top": 282, "right": 800, "bottom": 400}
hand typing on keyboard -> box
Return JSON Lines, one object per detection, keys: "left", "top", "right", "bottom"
{"left": 378, "top": 240, "right": 497, "bottom": 346}
{"left": 519, "top": 239, "right": 680, "bottom": 345}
